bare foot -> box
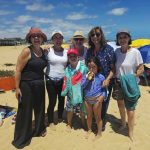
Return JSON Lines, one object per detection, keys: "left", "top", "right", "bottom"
{"left": 49, "top": 123, "right": 56, "bottom": 131}
{"left": 0, "top": 119, "right": 4, "bottom": 126}
{"left": 129, "top": 135, "right": 134, "bottom": 142}
{"left": 85, "top": 130, "right": 92, "bottom": 139}
{"left": 93, "top": 132, "right": 102, "bottom": 141}
{"left": 66, "top": 125, "right": 72, "bottom": 132}
{"left": 129, "top": 132, "right": 134, "bottom": 142}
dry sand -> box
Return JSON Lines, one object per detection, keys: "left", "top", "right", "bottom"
{"left": 0, "top": 45, "right": 150, "bottom": 150}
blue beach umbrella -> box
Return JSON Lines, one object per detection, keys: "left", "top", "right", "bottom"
{"left": 138, "top": 45, "right": 150, "bottom": 64}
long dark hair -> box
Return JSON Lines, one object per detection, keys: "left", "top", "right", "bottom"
{"left": 86, "top": 57, "right": 101, "bottom": 73}
{"left": 88, "top": 26, "right": 107, "bottom": 50}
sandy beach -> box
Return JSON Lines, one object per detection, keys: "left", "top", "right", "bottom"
{"left": 0, "top": 45, "right": 150, "bottom": 150}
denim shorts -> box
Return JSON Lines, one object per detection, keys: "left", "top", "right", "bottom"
{"left": 66, "top": 98, "right": 81, "bottom": 113}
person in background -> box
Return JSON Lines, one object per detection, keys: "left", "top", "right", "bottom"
{"left": 45, "top": 30, "right": 68, "bottom": 128}
{"left": 86, "top": 26, "right": 116, "bottom": 131}
{"left": 81, "top": 57, "right": 106, "bottom": 139}
{"left": 12, "top": 27, "right": 47, "bottom": 149}
{"left": 71, "top": 31, "right": 87, "bottom": 64}
{"left": 113, "top": 30, "right": 144, "bottom": 141}
{"left": 61, "top": 48, "right": 88, "bottom": 131}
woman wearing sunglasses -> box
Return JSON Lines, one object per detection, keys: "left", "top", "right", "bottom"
{"left": 86, "top": 26, "right": 116, "bottom": 131}
{"left": 70, "top": 31, "right": 87, "bottom": 64}
{"left": 12, "top": 28, "right": 47, "bottom": 149}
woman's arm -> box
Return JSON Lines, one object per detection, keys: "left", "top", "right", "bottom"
{"left": 103, "top": 64, "right": 115, "bottom": 87}
{"left": 15, "top": 47, "right": 31, "bottom": 99}
{"left": 102, "top": 46, "right": 116, "bottom": 87}
{"left": 135, "top": 64, "right": 144, "bottom": 77}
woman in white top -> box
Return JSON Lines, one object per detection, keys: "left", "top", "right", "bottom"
{"left": 45, "top": 31, "right": 68, "bottom": 127}
{"left": 113, "top": 30, "right": 144, "bottom": 141}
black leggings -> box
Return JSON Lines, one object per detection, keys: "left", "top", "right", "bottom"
{"left": 12, "top": 80, "right": 45, "bottom": 149}
{"left": 46, "top": 79, "right": 65, "bottom": 124}
{"left": 101, "top": 84, "right": 112, "bottom": 126}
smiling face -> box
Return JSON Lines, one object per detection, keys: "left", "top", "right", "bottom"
{"left": 68, "top": 54, "right": 79, "bottom": 67}
{"left": 87, "top": 61, "right": 98, "bottom": 74}
{"left": 52, "top": 33, "right": 63, "bottom": 48}
{"left": 117, "top": 32, "right": 131, "bottom": 47}
{"left": 30, "top": 34, "right": 43, "bottom": 45}
{"left": 90, "top": 29, "right": 101, "bottom": 45}
{"left": 72, "top": 37, "right": 84, "bottom": 49}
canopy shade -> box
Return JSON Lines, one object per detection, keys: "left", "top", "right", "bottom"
{"left": 131, "top": 39, "right": 150, "bottom": 48}
{"left": 138, "top": 45, "right": 150, "bottom": 64}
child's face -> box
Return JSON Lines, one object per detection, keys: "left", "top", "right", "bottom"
{"left": 88, "top": 61, "right": 98, "bottom": 74}
{"left": 68, "top": 54, "right": 79, "bottom": 65}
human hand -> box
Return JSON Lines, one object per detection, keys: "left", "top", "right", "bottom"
{"left": 43, "top": 45, "right": 51, "bottom": 54}
{"left": 15, "top": 88, "right": 22, "bottom": 100}
{"left": 102, "top": 79, "right": 110, "bottom": 87}
{"left": 86, "top": 72, "right": 94, "bottom": 80}
{"left": 44, "top": 44, "right": 51, "bottom": 50}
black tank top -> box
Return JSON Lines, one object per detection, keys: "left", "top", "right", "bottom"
{"left": 21, "top": 46, "right": 47, "bottom": 81}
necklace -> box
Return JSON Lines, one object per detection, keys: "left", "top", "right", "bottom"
{"left": 32, "top": 46, "right": 42, "bottom": 57}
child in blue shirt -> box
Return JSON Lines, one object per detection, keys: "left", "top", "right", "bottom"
{"left": 81, "top": 57, "right": 106, "bottom": 139}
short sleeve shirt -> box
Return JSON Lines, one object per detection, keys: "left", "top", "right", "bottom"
{"left": 86, "top": 44, "right": 115, "bottom": 78}
{"left": 115, "top": 47, "right": 143, "bottom": 82}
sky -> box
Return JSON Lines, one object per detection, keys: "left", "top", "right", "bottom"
{"left": 0, "top": 0, "right": 150, "bottom": 41}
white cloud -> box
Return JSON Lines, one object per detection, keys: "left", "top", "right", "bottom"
{"left": 0, "top": 10, "right": 14, "bottom": 15}
{"left": 36, "top": 18, "right": 52, "bottom": 24}
{"left": 0, "top": 25, "right": 32, "bottom": 38}
{"left": 16, "top": 15, "right": 33, "bottom": 24}
{"left": 46, "top": 19, "right": 93, "bottom": 39}
{"left": 26, "top": 3, "right": 54, "bottom": 11}
{"left": 66, "top": 12, "right": 98, "bottom": 20}
{"left": 108, "top": 7, "right": 128, "bottom": 16}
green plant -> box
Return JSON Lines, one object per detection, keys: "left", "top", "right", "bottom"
{"left": 0, "top": 70, "right": 15, "bottom": 77}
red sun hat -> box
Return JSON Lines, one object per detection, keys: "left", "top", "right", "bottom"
{"left": 26, "top": 27, "right": 47, "bottom": 43}
{"left": 67, "top": 48, "right": 79, "bottom": 56}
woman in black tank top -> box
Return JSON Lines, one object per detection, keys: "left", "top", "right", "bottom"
{"left": 12, "top": 28, "right": 47, "bottom": 149}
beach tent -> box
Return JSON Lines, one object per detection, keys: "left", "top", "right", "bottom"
{"left": 138, "top": 45, "right": 150, "bottom": 64}
{"left": 131, "top": 39, "right": 150, "bottom": 48}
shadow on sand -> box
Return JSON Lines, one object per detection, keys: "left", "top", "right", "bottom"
{"left": 106, "top": 113, "right": 128, "bottom": 137}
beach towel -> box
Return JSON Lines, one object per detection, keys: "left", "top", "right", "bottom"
{"left": 0, "top": 105, "right": 16, "bottom": 119}
{"left": 120, "top": 74, "right": 141, "bottom": 102}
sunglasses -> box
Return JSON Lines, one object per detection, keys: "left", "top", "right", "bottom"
{"left": 91, "top": 33, "right": 101, "bottom": 37}
{"left": 31, "top": 34, "right": 42, "bottom": 38}
{"left": 74, "top": 38, "right": 84, "bottom": 41}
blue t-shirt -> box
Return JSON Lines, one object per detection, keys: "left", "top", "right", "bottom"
{"left": 81, "top": 73, "right": 106, "bottom": 98}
